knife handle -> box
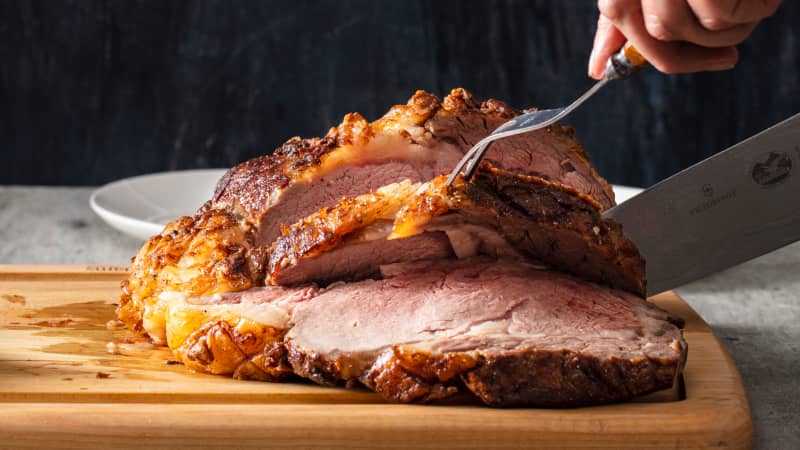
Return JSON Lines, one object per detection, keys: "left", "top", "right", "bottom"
{"left": 605, "top": 43, "right": 648, "bottom": 80}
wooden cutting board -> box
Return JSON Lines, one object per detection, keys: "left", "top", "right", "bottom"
{"left": 0, "top": 265, "right": 752, "bottom": 449}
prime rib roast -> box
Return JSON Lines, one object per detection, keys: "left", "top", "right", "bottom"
{"left": 118, "top": 88, "right": 686, "bottom": 407}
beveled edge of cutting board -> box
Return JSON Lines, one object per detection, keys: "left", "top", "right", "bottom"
{"left": 0, "top": 265, "right": 753, "bottom": 449}
{"left": 0, "top": 264, "right": 130, "bottom": 281}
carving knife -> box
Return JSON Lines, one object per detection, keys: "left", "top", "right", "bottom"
{"left": 603, "top": 113, "right": 800, "bottom": 296}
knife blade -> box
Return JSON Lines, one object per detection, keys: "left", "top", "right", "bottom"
{"left": 603, "top": 113, "right": 800, "bottom": 296}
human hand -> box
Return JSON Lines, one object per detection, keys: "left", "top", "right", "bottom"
{"left": 588, "top": 0, "right": 782, "bottom": 79}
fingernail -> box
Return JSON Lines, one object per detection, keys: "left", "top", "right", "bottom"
{"left": 709, "top": 49, "right": 739, "bottom": 71}
{"left": 709, "top": 59, "right": 737, "bottom": 71}
{"left": 588, "top": 48, "right": 599, "bottom": 78}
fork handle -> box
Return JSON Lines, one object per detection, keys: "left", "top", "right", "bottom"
{"left": 605, "top": 43, "right": 648, "bottom": 81}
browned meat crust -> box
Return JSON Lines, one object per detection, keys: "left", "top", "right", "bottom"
{"left": 178, "top": 320, "right": 292, "bottom": 381}
{"left": 286, "top": 345, "right": 683, "bottom": 407}
{"left": 461, "top": 347, "right": 682, "bottom": 407}
{"left": 471, "top": 167, "right": 645, "bottom": 295}
{"left": 118, "top": 208, "right": 259, "bottom": 335}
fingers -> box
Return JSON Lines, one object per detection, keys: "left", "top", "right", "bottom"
{"left": 589, "top": 14, "right": 627, "bottom": 79}
{"left": 641, "top": 0, "right": 757, "bottom": 47}
{"left": 597, "top": 0, "right": 641, "bottom": 24}
{"left": 598, "top": 0, "right": 739, "bottom": 74}
{"left": 589, "top": 0, "right": 780, "bottom": 76}
{"left": 687, "top": 0, "right": 782, "bottom": 31}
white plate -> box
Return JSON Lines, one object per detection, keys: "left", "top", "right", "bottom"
{"left": 90, "top": 169, "right": 228, "bottom": 240}
{"left": 90, "top": 170, "right": 643, "bottom": 241}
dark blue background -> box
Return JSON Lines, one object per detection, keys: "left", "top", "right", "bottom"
{"left": 1, "top": 0, "right": 798, "bottom": 187}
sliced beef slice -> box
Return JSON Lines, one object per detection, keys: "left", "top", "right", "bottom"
{"left": 267, "top": 166, "right": 644, "bottom": 295}
{"left": 266, "top": 179, "right": 457, "bottom": 285}
{"left": 285, "top": 259, "right": 685, "bottom": 406}
{"left": 391, "top": 167, "right": 645, "bottom": 295}
{"left": 426, "top": 89, "right": 615, "bottom": 209}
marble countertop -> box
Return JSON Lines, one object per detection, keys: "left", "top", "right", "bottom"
{"left": 1, "top": 185, "right": 798, "bottom": 449}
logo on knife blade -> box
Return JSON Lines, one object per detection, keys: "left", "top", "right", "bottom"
{"left": 751, "top": 151, "right": 792, "bottom": 188}
{"left": 688, "top": 189, "right": 736, "bottom": 216}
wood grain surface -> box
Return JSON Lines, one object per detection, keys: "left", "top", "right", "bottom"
{"left": 0, "top": 266, "right": 753, "bottom": 449}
